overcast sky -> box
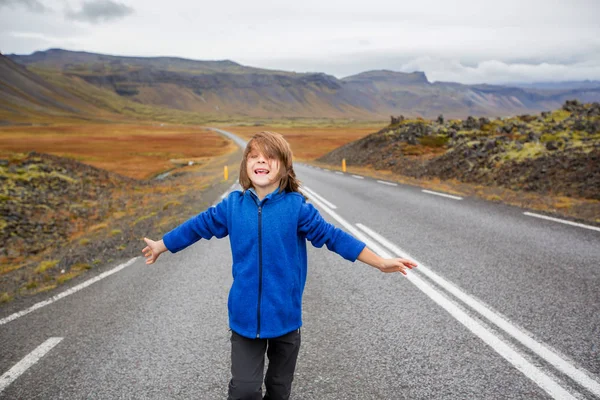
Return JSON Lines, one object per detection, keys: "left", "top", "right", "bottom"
{"left": 1, "top": 0, "right": 599, "bottom": 84}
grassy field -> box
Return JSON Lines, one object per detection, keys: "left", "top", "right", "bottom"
{"left": 0, "top": 124, "right": 238, "bottom": 179}
{"left": 223, "top": 124, "right": 381, "bottom": 161}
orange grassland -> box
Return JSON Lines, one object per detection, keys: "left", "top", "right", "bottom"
{"left": 223, "top": 125, "right": 380, "bottom": 161}
{"left": 0, "top": 124, "right": 238, "bottom": 179}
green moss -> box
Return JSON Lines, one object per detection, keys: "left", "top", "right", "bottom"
{"left": 110, "top": 229, "right": 122, "bottom": 236}
{"left": 56, "top": 271, "right": 81, "bottom": 285}
{"left": 551, "top": 109, "right": 571, "bottom": 122}
{"left": 419, "top": 135, "right": 449, "bottom": 147}
{"left": 79, "top": 238, "right": 91, "bottom": 246}
{"left": 0, "top": 292, "right": 13, "bottom": 304}
{"left": 503, "top": 142, "right": 546, "bottom": 162}
{"left": 35, "top": 260, "right": 59, "bottom": 274}
{"left": 540, "top": 133, "right": 562, "bottom": 143}
{"left": 25, "top": 281, "right": 38, "bottom": 290}
{"left": 163, "top": 201, "right": 181, "bottom": 210}
{"left": 133, "top": 212, "right": 157, "bottom": 225}
{"left": 72, "top": 263, "right": 91, "bottom": 271}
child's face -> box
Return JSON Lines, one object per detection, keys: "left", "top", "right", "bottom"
{"left": 246, "top": 147, "right": 282, "bottom": 193}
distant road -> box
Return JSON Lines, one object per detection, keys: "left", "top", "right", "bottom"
{"left": 1, "top": 129, "right": 599, "bottom": 399}
{"left": 208, "top": 127, "right": 248, "bottom": 148}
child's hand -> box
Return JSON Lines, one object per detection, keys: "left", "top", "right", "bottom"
{"left": 377, "top": 258, "right": 417, "bottom": 275}
{"left": 142, "top": 237, "right": 167, "bottom": 265}
{"left": 357, "top": 247, "right": 417, "bottom": 275}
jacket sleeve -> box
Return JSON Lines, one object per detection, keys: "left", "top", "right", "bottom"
{"left": 163, "top": 197, "right": 229, "bottom": 253}
{"left": 298, "top": 202, "right": 366, "bottom": 261}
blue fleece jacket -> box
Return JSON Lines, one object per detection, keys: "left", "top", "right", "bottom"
{"left": 163, "top": 188, "right": 366, "bottom": 339}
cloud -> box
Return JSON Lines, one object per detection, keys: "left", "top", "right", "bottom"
{"left": 394, "top": 57, "right": 600, "bottom": 85}
{"left": 0, "top": 0, "right": 49, "bottom": 13}
{"left": 66, "top": 0, "right": 133, "bottom": 23}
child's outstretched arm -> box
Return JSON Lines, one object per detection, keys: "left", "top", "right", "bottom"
{"left": 142, "top": 237, "right": 168, "bottom": 265}
{"left": 357, "top": 247, "right": 417, "bottom": 275}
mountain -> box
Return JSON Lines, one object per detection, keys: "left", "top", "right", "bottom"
{"left": 5, "top": 49, "right": 600, "bottom": 121}
{"left": 0, "top": 52, "right": 120, "bottom": 124}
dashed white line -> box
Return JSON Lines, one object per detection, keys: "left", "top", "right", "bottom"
{"left": 0, "top": 337, "right": 63, "bottom": 393}
{"left": 422, "top": 189, "right": 463, "bottom": 200}
{"left": 351, "top": 175, "right": 364, "bottom": 179}
{"left": 377, "top": 180, "right": 398, "bottom": 186}
{"left": 0, "top": 257, "right": 138, "bottom": 326}
{"left": 524, "top": 212, "right": 600, "bottom": 232}
{"left": 335, "top": 171, "right": 344, "bottom": 175}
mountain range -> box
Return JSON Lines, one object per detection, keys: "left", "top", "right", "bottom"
{"left": 3, "top": 48, "right": 600, "bottom": 123}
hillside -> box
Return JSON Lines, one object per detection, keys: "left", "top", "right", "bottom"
{"left": 318, "top": 100, "right": 600, "bottom": 203}
{"left": 0, "top": 52, "right": 245, "bottom": 125}
{"left": 0, "top": 148, "right": 241, "bottom": 304}
{"left": 6, "top": 49, "right": 600, "bottom": 121}
{"left": 0, "top": 54, "right": 120, "bottom": 124}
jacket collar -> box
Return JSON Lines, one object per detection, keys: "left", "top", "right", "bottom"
{"left": 247, "top": 187, "right": 284, "bottom": 205}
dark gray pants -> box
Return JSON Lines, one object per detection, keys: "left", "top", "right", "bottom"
{"left": 228, "top": 329, "right": 301, "bottom": 400}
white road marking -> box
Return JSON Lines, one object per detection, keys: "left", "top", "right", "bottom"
{"left": 0, "top": 337, "right": 63, "bottom": 393}
{"left": 322, "top": 168, "right": 330, "bottom": 172}
{"left": 524, "top": 212, "right": 600, "bottom": 232}
{"left": 351, "top": 175, "right": 364, "bottom": 179}
{"left": 335, "top": 171, "right": 344, "bottom": 175}
{"left": 422, "top": 189, "right": 463, "bottom": 200}
{"left": 302, "top": 186, "right": 337, "bottom": 209}
{"left": 377, "top": 180, "right": 398, "bottom": 186}
{"left": 304, "top": 188, "right": 583, "bottom": 400}
{"left": 0, "top": 257, "right": 138, "bottom": 326}
{"left": 356, "top": 223, "right": 600, "bottom": 399}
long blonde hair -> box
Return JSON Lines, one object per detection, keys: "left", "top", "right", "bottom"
{"left": 239, "top": 131, "right": 302, "bottom": 194}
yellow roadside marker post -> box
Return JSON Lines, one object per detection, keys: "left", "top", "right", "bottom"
{"left": 342, "top": 158, "right": 347, "bottom": 173}
{"left": 224, "top": 166, "right": 229, "bottom": 180}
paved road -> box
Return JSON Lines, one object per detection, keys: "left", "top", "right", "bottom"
{"left": 1, "top": 130, "right": 599, "bottom": 399}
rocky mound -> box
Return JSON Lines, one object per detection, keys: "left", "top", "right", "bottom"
{"left": 1, "top": 152, "right": 136, "bottom": 261}
{"left": 0, "top": 149, "right": 239, "bottom": 304}
{"left": 318, "top": 100, "right": 600, "bottom": 200}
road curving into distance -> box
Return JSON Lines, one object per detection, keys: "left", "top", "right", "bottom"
{"left": 1, "top": 129, "right": 599, "bottom": 399}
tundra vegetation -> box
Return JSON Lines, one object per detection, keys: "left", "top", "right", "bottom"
{"left": 317, "top": 100, "right": 600, "bottom": 223}
{"left": 2, "top": 50, "right": 599, "bottom": 306}
{"left": 0, "top": 100, "right": 598, "bottom": 305}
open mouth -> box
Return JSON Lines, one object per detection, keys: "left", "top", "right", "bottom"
{"left": 254, "top": 168, "right": 270, "bottom": 175}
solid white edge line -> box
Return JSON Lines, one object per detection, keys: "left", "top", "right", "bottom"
{"left": 335, "top": 171, "right": 344, "bottom": 175}
{"left": 0, "top": 337, "right": 63, "bottom": 393}
{"left": 302, "top": 186, "right": 337, "bottom": 209}
{"left": 377, "top": 180, "right": 398, "bottom": 186}
{"left": 422, "top": 189, "right": 463, "bottom": 200}
{"left": 0, "top": 257, "right": 138, "bottom": 326}
{"left": 355, "top": 222, "right": 600, "bottom": 398}
{"left": 524, "top": 212, "right": 600, "bottom": 232}
{"left": 302, "top": 188, "right": 579, "bottom": 399}
{"left": 351, "top": 175, "right": 364, "bottom": 179}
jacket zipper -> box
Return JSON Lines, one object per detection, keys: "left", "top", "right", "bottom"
{"left": 256, "top": 205, "right": 263, "bottom": 338}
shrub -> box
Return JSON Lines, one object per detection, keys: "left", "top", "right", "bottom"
{"left": 35, "top": 260, "right": 59, "bottom": 274}
{"left": 0, "top": 292, "right": 13, "bottom": 304}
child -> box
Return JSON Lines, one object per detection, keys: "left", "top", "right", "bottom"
{"left": 142, "top": 131, "right": 417, "bottom": 400}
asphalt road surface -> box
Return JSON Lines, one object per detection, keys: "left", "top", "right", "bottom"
{"left": 1, "top": 130, "right": 599, "bottom": 399}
